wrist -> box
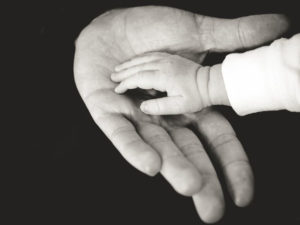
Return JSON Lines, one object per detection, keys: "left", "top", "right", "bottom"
{"left": 208, "top": 64, "right": 231, "bottom": 106}
{"left": 195, "top": 66, "right": 212, "bottom": 108}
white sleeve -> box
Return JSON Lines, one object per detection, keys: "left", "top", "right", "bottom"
{"left": 222, "top": 34, "right": 300, "bottom": 116}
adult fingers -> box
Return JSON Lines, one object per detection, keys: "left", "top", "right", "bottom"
{"left": 114, "top": 70, "right": 165, "bottom": 94}
{"left": 141, "top": 96, "right": 185, "bottom": 115}
{"left": 91, "top": 111, "right": 162, "bottom": 176}
{"left": 114, "top": 52, "right": 169, "bottom": 72}
{"left": 137, "top": 122, "right": 202, "bottom": 196}
{"left": 197, "top": 14, "right": 289, "bottom": 52}
{"left": 194, "top": 109, "right": 254, "bottom": 207}
{"left": 169, "top": 127, "right": 225, "bottom": 223}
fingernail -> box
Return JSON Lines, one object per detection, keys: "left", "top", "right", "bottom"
{"left": 114, "top": 65, "right": 121, "bottom": 72}
{"left": 144, "top": 165, "right": 158, "bottom": 177}
{"left": 111, "top": 73, "right": 116, "bottom": 80}
{"left": 141, "top": 102, "right": 149, "bottom": 113}
{"left": 114, "top": 86, "right": 121, "bottom": 93}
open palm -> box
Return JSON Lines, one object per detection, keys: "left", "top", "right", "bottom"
{"left": 74, "top": 6, "right": 288, "bottom": 223}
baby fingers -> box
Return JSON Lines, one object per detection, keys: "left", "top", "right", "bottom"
{"left": 111, "top": 61, "right": 163, "bottom": 82}
{"left": 114, "top": 70, "right": 165, "bottom": 93}
{"left": 140, "top": 96, "right": 185, "bottom": 115}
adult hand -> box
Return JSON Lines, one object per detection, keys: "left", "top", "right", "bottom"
{"left": 74, "top": 6, "right": 288, "bottom": 223}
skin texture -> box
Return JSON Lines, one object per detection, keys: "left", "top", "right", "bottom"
{"left": 74, "top": 6, "right": 289, "bottom": 223}
{"left": 112, "top": 52, "right": 207, "bottom": 115}
{"left": 112, "top": 53, "right": 230, "bottom": 115}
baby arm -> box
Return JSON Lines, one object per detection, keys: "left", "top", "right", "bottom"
{"left": 111, "top": 34, "right": 300, "bottom": 116}
{"left": 222, "top": 33, "right": 300, "bottom": 115}
{"left": 111, "top": 52, "right": 230, "bottom": 115}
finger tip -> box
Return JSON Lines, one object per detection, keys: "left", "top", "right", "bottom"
{"left": 140, "top": 102, "right": 160, "bottom": 115}
{"left": 271, "top": 14, "right": 290, "bottom": 33}
{"left": 144, "top": 165, "right": 160, "bottom": 177}
{"left": 193, "top": 188, "right": 225, "bottom": 223}
{"left": 234, "top": 186, "right": 254, "bottom": 207}
{"left": 200, "top": 210, "right": 224, "bottom": 224}
{"left": 141, "top": 151, "right": 162, "bottom": 176}
{"left": 235, "top": 196, "right": 252, "bottom": 208}
{"left": 114, "top": 86, "right": 122, "bottom": 94}
{"left": 176, "top": 183, "right": 200, "bottom": 197}
{"left": 229, "top": 166, "right": 255, "bottom": 207}
{"left": 111, "top": 73, "right": 118, "bottom": 82}
{"left": 173, "top": 168, "right": 203, "bottom": 196}
{"left": 181, "top": 177, "right": 202, "bottom": 197}
{"left": 140, "top": 103, "right": 151, "bottom": 114}
{"left": 196, "top": 198, "right": 225, "bottom": 224}
{"left": 265, "top": 14, "right": 290, "bottom": 40}
{"left": 253, "top": 14, "right": 290, "bottom": 43}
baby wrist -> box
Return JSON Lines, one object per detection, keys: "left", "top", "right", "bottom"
{"left": 196, "top": 66, "right": 213, "bottom": 108}
{"left": 207, "top": 64, "right": 231, "bottom": 106}
{"left": 196, "top": 64, "right": 230, "bottom": 109}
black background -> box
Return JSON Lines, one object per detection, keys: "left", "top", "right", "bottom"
{"left": 5, "top": 1, "right": 300, "bottom": 224}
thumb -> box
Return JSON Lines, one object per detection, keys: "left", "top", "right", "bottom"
{"left": 197, "top": 14, "right": 289, "bottom": 52}
{"left": 141, "top": 96, "right": 185, "bottom": 115}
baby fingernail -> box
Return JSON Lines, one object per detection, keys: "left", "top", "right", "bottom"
{"left": 141, "top": 103, "right": 149, "bottom": 113}
{"left": 114, "top": 86, "right": 121, "bottom": 93}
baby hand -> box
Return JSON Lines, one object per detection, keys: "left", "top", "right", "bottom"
{"left": 111, "top": 52, "right": 212, "bottom": 115}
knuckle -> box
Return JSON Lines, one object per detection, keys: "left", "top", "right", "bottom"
{"left": 123, "top": 138, "right": 142, "bottom": 150}
{"left": 209, "top": 133, "right": 237, "bottom": 151}
{"left": 110, "top": 125, "right": 135, "bottom": 140}
{"left": 84, "top": 90, "right": 116, "bottom": 118}
{"left": 180, "top": 143, "right": 205, "bottom": 158}
{"left": 237, "top": 18, "right": 246, "bottom": 48}
{"left": 147, "top": 133, "right": 170, "bottom": 145}
{"left": 222, "top": 159, "right": 249, "bottom": 171}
